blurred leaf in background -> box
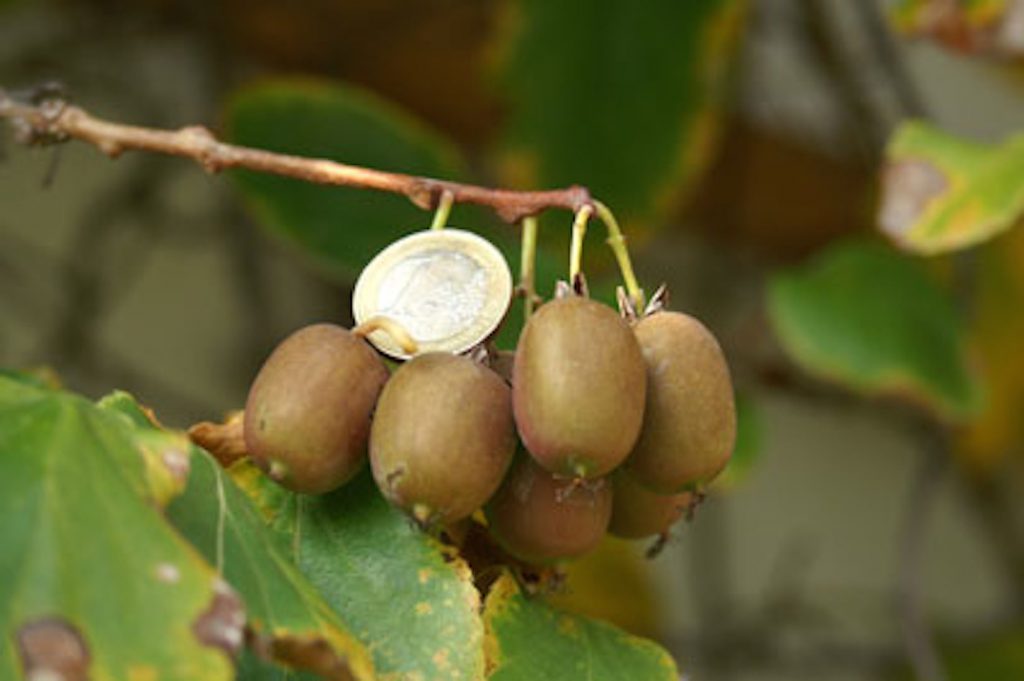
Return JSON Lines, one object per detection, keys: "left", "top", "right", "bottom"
{"left": 890, "top": 626, "right": 1024, "bottom": 680}
{"left": 878, "top": 121, "right": 1024, "bottom": 255}
{"left": 494, "top": 0, "right": 747, "bottom": 236}
{"left": 891, "top": 0, "right": 1024, "bottom": 60}
{"left": 546, "top": 538, "right": 662, "bottom": 640}
{"left": 959, "top": 227, "right": 1024, "bottom": 473}
{"left": 226, "top": 79, "right": 468, "bottom": 281}
{"left": 715, "top": 393, "right": 762, "bottom": 488}
{"left": 768, "top": 241, "right": 980, "bottom": 421}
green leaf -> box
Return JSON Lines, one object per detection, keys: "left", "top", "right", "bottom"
{"left": 236, "top": 466, "right": 485, "bottom": 681}
{"left": 483, "top": 572, "right": 679, "bottom": 680}
{"left": 941, "top": 627, "right": 1024, "bottom": 680}
{"left": 496, "top": 0, "right": 746, "bottom": 230}
{"left": 767, "top": 241, "right": 980, "bottom": 420}
{"left": 168, "top": 449, "right": 376, "bottom": 680}
{"left": 0, "top": 376, "right": 234, "bottom": 681}
{"left": 878, "top": 121, "right": 1024, "bottom": 254}
{"left": 225, "top": 78, "right": 469, "bottom": 279}
{"left": 99, "top": 393, "right": 376, "bottom": 680}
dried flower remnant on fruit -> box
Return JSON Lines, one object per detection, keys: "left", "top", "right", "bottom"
{"left": 188, "top": 411, "right": 247, "bottom": 467}
{"left": 486, "top": 456, "right": 613, "bottom": 564}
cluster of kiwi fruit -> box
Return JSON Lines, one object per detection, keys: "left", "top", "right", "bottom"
{"left": 243, "top": 280, "right": 736, "bottom": 565}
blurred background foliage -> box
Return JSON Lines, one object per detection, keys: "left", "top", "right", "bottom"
{"left": 2, "top": 0, "right": 1024, "bottom": 679}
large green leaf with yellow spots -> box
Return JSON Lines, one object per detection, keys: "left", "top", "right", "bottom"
{"left": 232, "top": 464, "right": 485, "bottom": 681}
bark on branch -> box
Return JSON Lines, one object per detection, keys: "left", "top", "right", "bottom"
{"left": 0, "top": 87, "right": 591, "bottom": 224}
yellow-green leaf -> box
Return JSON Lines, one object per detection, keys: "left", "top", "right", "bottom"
{"left": 890, "top": 0, "right": 1024, "bottom": 59}
{"left": 483, "top": 571, "right": 679, "bottom": 680}
{"left": 878, "top": 121, "right": 1024, "bottom": 254}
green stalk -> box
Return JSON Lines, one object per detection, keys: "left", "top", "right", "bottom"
{"left": 593, "top": 200, "right": 643, "bottom": 308}
{"left": 429, "top": 190, "right": 455, "bottom": 230}
{"left": 569, "top": 205, "right": 593, "bottom": 282}
{"left": 520, "top": 216, "right": 539, "bottom": 323}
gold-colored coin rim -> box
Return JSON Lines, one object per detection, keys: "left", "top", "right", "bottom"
{"left": 352, "top": 229, "right": 513, "bottom": 359}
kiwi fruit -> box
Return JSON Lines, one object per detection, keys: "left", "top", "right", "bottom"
{"left": 608, "top": 470, "right": 691, "bottom": 539}
{"left": 485, "top": 455, "right": 613, "bottom": 564}
{"left": 244, "top": 323, "right": 389, "bottom": 494}
{"left": 370, "top": 352, "right": 515, "bottom": 524}
{"left": 512, "top": 295, "right": 646, "bottom": 478}
{"left": 626, "top": 311, "right": 736, "bottom": 493}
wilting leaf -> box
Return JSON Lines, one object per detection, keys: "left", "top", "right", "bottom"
{"left": 768, "top": 241, "right": 980, "bottom": 420}
{"left": 236, "top": 466, "right": 485, "bottom": 681}
{"left": 878, "top": 121, "right": 1024, "bottom": 254}
{"left": 483, "top": 571, "right": 679, "bottom": 680}
{"left": 0, "top": 376, "right": 234, "bottom": 681}
{"left": 890, "top": 0, "right": 1024, "bottom": 60}
{"left": 496, "top": 0, "right": 746, "bottom": 232}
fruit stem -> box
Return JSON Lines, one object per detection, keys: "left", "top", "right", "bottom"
{"left": 592, "top": 200, "right": 644, "bottom": 309}
{"left": 520, "top": 216, "right": 539, "bottom": 323}
{"left": 352, "top": 315, "right": 419, "bottom": 355}
{"left": 569, "top": 205, "right": 592, "bottom": 282}
{"left": 429, "top": 189, "right": 455, "bottom": 230}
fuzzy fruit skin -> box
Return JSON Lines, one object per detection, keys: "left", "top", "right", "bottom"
{"left": 513, "top": 296, "right": 647, "bottom": 478}
{"left": 626, "top": 311, "right": 736, "bottom": 493}
{"left": 370, "top": 352, "right": 515, "bottom": 524}
{"left": 244, "top": 323, "right": 388, "bottom": 494}
{"left": 485, "top": 455, "right": 613, "bottom": 564}
{"left": 608, "top": 470, "right": 691, "bottom": 539}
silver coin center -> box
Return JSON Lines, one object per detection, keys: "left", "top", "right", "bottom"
{"left": 375, "top": 249, "right": 489, "bottom": 342}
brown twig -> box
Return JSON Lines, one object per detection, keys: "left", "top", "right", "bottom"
{"left": 0, "top": 88, "right": 591, "bottom": 223}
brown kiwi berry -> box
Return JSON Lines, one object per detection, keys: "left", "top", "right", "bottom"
{"left": 485, "top": 455, "right": 613, "bottom": 564}
{"left": 608, "top": 470, "right": 691, "bottom": 539}
{"left": 626, "top": 311, "right": 736, "bottom": 493}
{"left": 512, "top": 296, "right": 646, "bottom": 478}
{"left": 370, "top": 352, "right": 515, "bottom": 524}
{"left": 244, "top": 323, "right": 389, "bottom": 494}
